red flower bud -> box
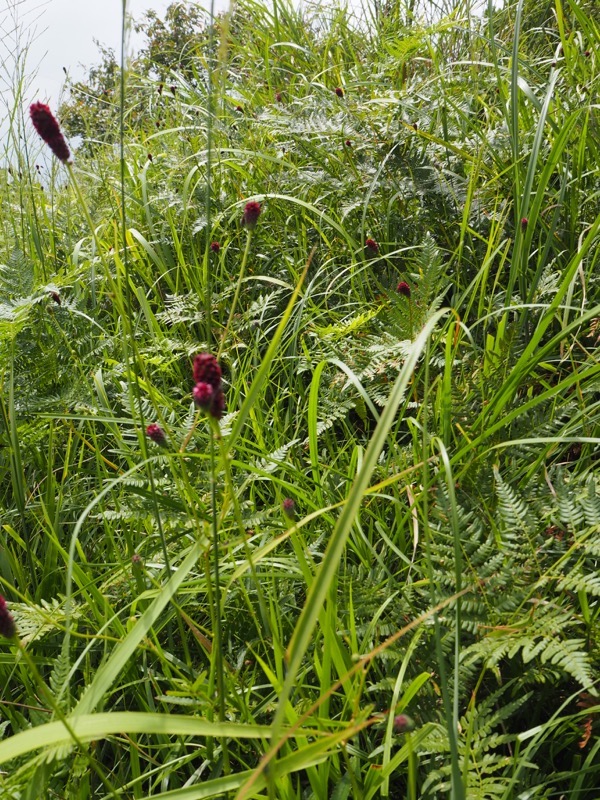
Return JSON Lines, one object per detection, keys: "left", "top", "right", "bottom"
{"left": 242, "top": 200, "right": 262, "bottom": 230}
{"left": 210, "top": 241, "right": 221, "bottom": 253}
{"left": 393, "top": 714, "right": 415, "bottom": 733}
{"left": 365, "top": 238, "right": 379, "bottom": 256}
{"left": 146, "top": 423, "right": 167, "bottom": 447}
{"left": 282, "top": 498, "right": 296, "bottom": 518}
{"left": 335, "top": 87, "right": 344, "bottom": 98}
{"left": 193, "top": 382, "right": 214, "bottom": 409}
{"left": 396, "top": 281, "right": 411, "bottom": 298}
{"left": 0, "top": 596, "right": 17, "bottom": 640}
{"left": 193, "top": 353, "right": 222, "bottom": 390}
{"left": 29, "top": 102, "right": 71, "bottom": 163}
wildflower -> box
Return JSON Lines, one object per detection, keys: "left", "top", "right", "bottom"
{"left": 282, "top": 498, "right": 296, "bottom": 518}
{"left": 147, "top": 153, "right": 153, "bottom": 161}
{"left": 235, "top": 105, "right": 244, "bottom": 112}
{"left": 146, "top": 423, "right": 167, "bottom": 447}
{"left": 170, "top": 85, "right": 176, "bottom": 95}
{"left": 393, "top": 714, "right": 415, "bottom": 734}
{"left": 365, "top": 238, "right": 379, "bottom": 256}
{"left": 193, "top": 353, "right": 222, "bottom": 390}
{"left": 345, "top": 139, "right": 352, "bottom": 147}
{"left": 193, "top": 383, "right": 225, "bottom": 420}
{"left": 193, "top": 381, "right": 215, "bottom": 410}
{"left": 158, "top": 83, "right": 163, "bottom": 95}
{"left": 210, "top": 387, "right": 226, "bottom": 420}
{"left": 131, "top": 553, "right": 143, "bottom": 566}
{"left": 521, "top": 217, "right": 528, "bottom": 231}
{"left": 275, "top": 92, "right": 283, "bottom": 102}
{"left": 29, "top": 102, "right": 71, "bottom": 163}
{"left": 210, "top": 241, "right": 221, "bottom": 253}
{"left": 0, "top": 596, "right": 17, "bottom": 640}
{"left": 49, "top": 291, "right": 61, "bottom": 305}
{"left": 242, "top": 200, "right": 262, "bottom": 230}
{"left": 396, "top": 281, "right": 411, "bottom": 298}
{"left": 335, "top": 87, "right": 344, "bottom": 98}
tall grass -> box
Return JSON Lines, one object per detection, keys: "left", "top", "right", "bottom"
{"left": 0, "top": 0, "right": 598, "bottom": 797}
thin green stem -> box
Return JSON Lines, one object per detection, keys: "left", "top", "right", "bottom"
{"left": 218, "top": 230, "right": 253, "bottom": 359}
{"left": 209, "top": 417, "right": 230, "bottom": 773}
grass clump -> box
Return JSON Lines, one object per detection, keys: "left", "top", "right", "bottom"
{"left": 0, "top": 0, "right": 598, "bottom": 797}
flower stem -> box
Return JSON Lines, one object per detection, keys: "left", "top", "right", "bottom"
{"left": 209, "top": 417, "right": 230, "bottom": 772}
{"left": 218, "top": 230, "right": 253, "bottom": 359}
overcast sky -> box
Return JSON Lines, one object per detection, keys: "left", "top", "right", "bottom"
{"left": 1, "top": 0, "right": 227, "bottom": 117}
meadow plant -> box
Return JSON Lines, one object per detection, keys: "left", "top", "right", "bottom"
{"left": 0, "top": 0, "right": 598, "bottom": 796}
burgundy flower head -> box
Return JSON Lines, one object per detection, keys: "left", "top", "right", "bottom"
{"left": 193, "top": 353, "right": 222, "bottom": 390}
{"left": 210, "top": 241, "right": 221, "bottom": 253}
{"left": 193, "top": 381, "right": 214, "bottom": 409}
{"left": 335, "top": 87, "right": 344, "bottom": 98}
{"left": 365, "top": 238, "right": 379, "bottom": 256}
{"left": 275, "top": 92, "right": 283, "bottom": 103}
{"left": 520, "top": 217, "right": 528, "bottom": 231}
{"left": 0, "top": 596, "right": 17, "bottom": 640}
{"left": 396, "top": 281, "right": 411, "bottom": 299}
{"left": 282, "top": 498, "right": 296, "bottom": 518}
{"left": 146, "top": 423, "right": 167, "bottom": 447}
{"left": 192, "top": 354, "right": 225, "bottom": 420}
{"left": 29, "top": 102, "right": 71, "bottom": 163}
{"left": 242, "top": 200, "right": 262, "bottom": 230}
{"left": 393, "top": 714, "right": 415, "bottom": 733}
{"left": 193, "top": 383, "right": 225, "bottom": 420}
{"left": 210, "top": 387, "right": 226, "bottom": 420}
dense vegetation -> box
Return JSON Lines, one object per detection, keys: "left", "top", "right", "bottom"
{"left": 0, "top": 0, "right": 598, "bottom": 796}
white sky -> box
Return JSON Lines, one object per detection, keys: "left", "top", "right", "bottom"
{"left": 0, "top": 0, "right": 227, "bottom": 121}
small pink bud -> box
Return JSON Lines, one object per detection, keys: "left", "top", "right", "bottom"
{"left": 396, "top": 281, "right": 411, "bottom": 299}
{"left": 0, "top": 596, "right": 17, "bottom": 640}
{"left": 193, "top": 382, "right": 214, "bottom": 410}
{"left": 282, "top": 498, "right": 295, "bottom": 518}
{"left": 242, "top": 200, "right": 262, "bottom": 230}
{"left": 393, "top": 714, "right": 415, "bottom": 733}
{"left": 521, "top": 217, "right": 528, "bottom": 231}
{"left": 210, "top": 388, "right": 226, "bottom": 420}
{"left": 365, "top": 238, "right": 379, "bottom": 256}
{"left": 146, "top": 423, "right": 167, "bottom": 447}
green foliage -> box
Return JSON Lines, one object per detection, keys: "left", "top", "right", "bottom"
{"left": 0, "top": 0, "right": 598, "bottom": 796}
